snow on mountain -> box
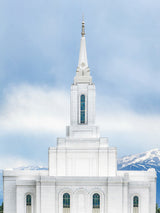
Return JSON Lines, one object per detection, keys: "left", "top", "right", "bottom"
{"left": 118, "top": 148, "right": 160, "bottom": 171}
{"left": 13, "top": 165, "right": 48, "bottom": 171}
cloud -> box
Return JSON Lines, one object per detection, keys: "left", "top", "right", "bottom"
{"left": 0, "top": 155, "right": 38, "bottom": 170}
{"left": 96, "top": 96, "right": 160, "bottom": 155}
{"left": 0, "top": 0, "right": 160, "bottom": 158}
{"left": 98, "top": 105, "right": 160, "bottom": 134}
{"left": 0, "top": 84, "right": 160, "bottom": 156}
{"left": 0, "top": 84, "right": 69, "bottom": 134}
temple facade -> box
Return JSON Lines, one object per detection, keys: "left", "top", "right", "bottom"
{"left": 3, "top": 20, "right": 156, "bottom": 213}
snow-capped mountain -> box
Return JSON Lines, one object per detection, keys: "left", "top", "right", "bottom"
{"left": 118, "top": 148, "right": 160, "bottom": 171}
{"left": 13, "top": 165, "right": 48, "bottom": 171}
{"left": 0, "top": 149, "right": 160, "bottom": 206}
{"left": 118, "top": 148, "right": 160, "bottom": 206}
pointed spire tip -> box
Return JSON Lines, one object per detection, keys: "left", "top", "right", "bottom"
{"left": 81, "top": 17, "right": 85, "bottom": 37}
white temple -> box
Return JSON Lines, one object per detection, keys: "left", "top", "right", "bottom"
{"left": 3, "top": 20, "right": 156, "bottom": 213}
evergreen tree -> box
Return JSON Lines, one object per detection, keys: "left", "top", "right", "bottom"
{"left": 0, "top": 202, "right": 3, "bottom": 213}
{"left": 156, "top": 204, "right": 160, "bottom": 213}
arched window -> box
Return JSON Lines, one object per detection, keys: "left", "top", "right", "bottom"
{"left": 63, "top": 193, "right": 70, "bottom": 213}
{"left": 26, "top": 194, "right": 32, "bottom": 213}
{"left": 80, "top": 94, "right": 85, "bottom": 124}
{"left": 93, "top": 193, "right": 100, "bottom": 213}
{"left": 133, "top": 196, "right": 139, "bottom": 213}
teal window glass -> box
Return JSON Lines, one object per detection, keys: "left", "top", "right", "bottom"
{"left": 133, "top": 196, "right": 139, "bottom": 207}
{"left": 93, "top": 193, "right": 100, "bottom": 209}
{"left": 80, "top": 95, "right": 85, "bottom": 124}
{"left": 26, "top": 194, "right": 31, "bottom": 206}
{"left": 63, "top": 193, "right": 70, "bottom": 208}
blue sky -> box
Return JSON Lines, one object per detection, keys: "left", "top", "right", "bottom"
{"left": 0, "top": 0, "right": 160, "bottom": 168}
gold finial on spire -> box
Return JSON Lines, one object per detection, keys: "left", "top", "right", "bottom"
{"left": 81, "top": 16, "right": 85, "bottom": 37}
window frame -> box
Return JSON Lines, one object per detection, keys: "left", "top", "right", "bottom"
{"left": 132, "top": 194, "right": 140, "bottom": 213}
{"left": 133, "top": 195, "right": 139, "bottom": 208}
{"left": 63, "top": 193, "right": 70, "bottom": 209}
{"left": 93, "top": 193, "right": 100, "bottom": 209}
{"left": 80, "top": 94, "right": 86, "bottom": 124}
{"left": 25, "top": 193, "right": 33, "bottom": 213}
{"left": 26, "top": 194, "right": 32, "bottom": 206}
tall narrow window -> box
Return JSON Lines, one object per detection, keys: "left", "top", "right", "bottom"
{"left": 93, "top": 193, "right": 100, "bottom": 213}
{"left": 26, "top": 194, "right": 32, "bottom": 213}
{"left": 80, "top": 94, "right": 85, "bottom": 124}
{"left": 133, "top": 196, "right": 139, "bottom": 213}
{"left": 63, "top": 193, "right": 70, "bottom": 213}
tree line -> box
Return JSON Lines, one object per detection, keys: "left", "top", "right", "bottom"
{"left": 0, "top": 202, "right": 3, "bottom": 213}
{"left": 157, "top": 204, "right": 160, "bottom": 213}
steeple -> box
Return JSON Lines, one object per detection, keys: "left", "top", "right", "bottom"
{"left": 78, "top": 19, "right": 88, "bottom": 68}
{"left": 69, "top": 19, "right": 97, "bottom": 137}
{"left": 74, "top": 19, "right": 92, "bottom": 84}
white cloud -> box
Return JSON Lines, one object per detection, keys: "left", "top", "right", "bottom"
{"left": 98, "top": 108, "right": 160, "bottom": 134}
{"left": 97, "top": 96, "right": 160, "bottom": 152}
{"left": 0, "top": 155, "right": 37, "bottom": 170}
{"left": 0, "top": 84, "right": 69, "bottom": 134}
{"left": 0, "top": 83, "right": 160, "bottom": 155}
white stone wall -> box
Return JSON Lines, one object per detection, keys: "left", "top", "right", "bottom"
{"left": 87, "top": 84, "right": 96, "bottom": 125}
{"left": 69, "top": 83, "right": 98, "bottom": 138}
{"left": 118, "top": 170, "right": 157, "bottom": 213}
{"left": 49, "top": 137, "right": 117, "bottom": 177}
{"left": 3, "top": 178, "right": 16, "bottom": 213}
{"left": 56, "top": 178, "right": 106, "bottom": 213}
{"left": 108, "top": 178, "right": 124, "bottom": 213}
{"left": 3, "top": 171, "right": 156, "bottom": 213}
{"left": 40, "top": 177, "right": 56, "bottom": 213}
{"left": 16, "top": 180, "right": 36, "bottom": 213}
{"left": 70, "top": 85, "right": 78, "bottom": 126}
{"left": 3, "top": 170, "right": 48, "bottom": 213}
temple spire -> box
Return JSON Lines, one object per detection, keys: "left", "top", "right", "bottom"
{"left": 78, "top": 19, "right": 88, "bottom": 68}
{"left": 74, "top": 19, "right": 92, "bottom": 84}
